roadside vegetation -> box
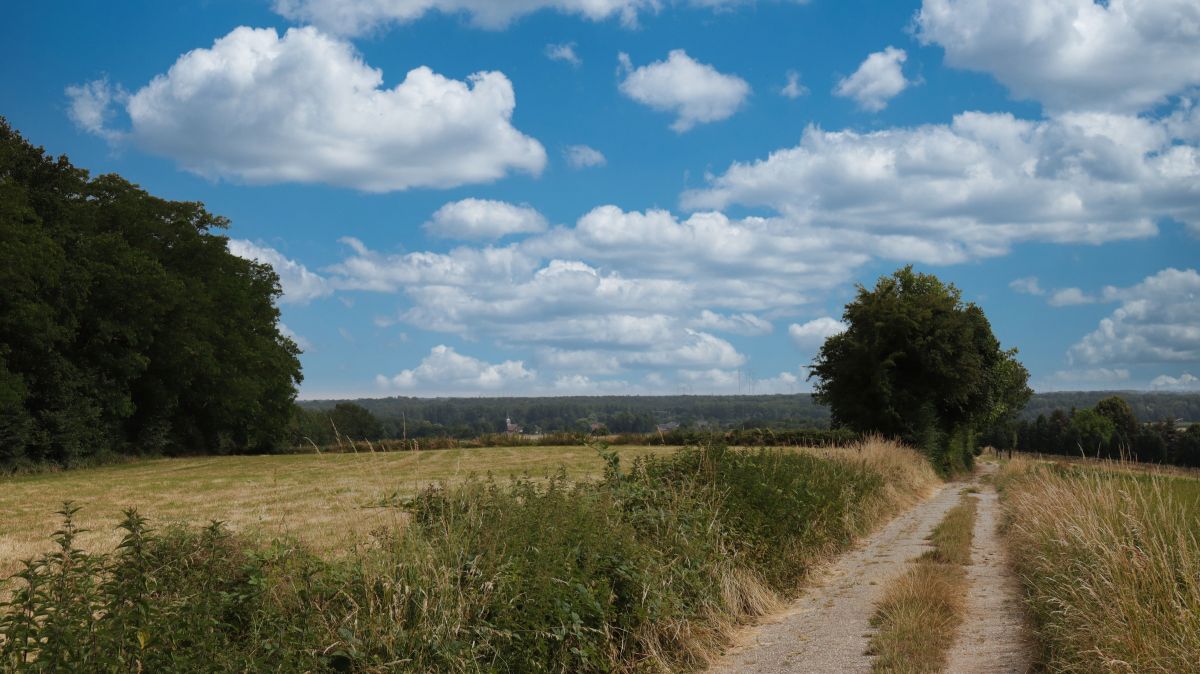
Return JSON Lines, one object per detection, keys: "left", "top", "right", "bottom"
{"left": 868, "top": 492, "right": 978, "bottom": 673}
{"left": 998, "top": 458, "right": 1200, "bottom": 672}
{"left": 0, "top": 439, "right": 937, "bottom": 672}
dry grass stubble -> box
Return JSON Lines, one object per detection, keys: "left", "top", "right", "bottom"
{"left": 0, "top": 445, "right": 673, "bottom": 581}
{"left": 869, "top": 492, "right": 978, "bottom": 673}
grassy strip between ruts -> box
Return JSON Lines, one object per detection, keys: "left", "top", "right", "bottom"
{"left": 0, "top": 438, "right": 937, "bottom": 673}
{"left": 868, "top": 491, "right": 978, "bottom": 673}
{"left": 996, "top": 457, "right": 1200, "bottom": 673}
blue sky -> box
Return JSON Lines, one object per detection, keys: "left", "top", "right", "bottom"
{"left": 3, "top": 0, "right": 1198, "bottom": 398}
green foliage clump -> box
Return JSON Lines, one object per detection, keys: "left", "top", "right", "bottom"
{"left": 0, "top": 118, "right": 301, "bottom": 469}
{"left": 809, "top": 266, "right": 1030, "bottom": 473}
{"left": 0, "top": 504, "right": 327, "bottom": 672}
{"left": 1012, "top": 394, "right": 1200, "bottom": 467}
{"left": 287, "top": 402, "right": 385, "bottom": 447}
{"left": 636, "top": 445, "right": 884, "bottom": 590}
{"left": 0, "top": 444, "right": 898, "bottom": 672}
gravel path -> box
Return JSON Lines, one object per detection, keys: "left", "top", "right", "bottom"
{"left": 943, "top": 482, "right": 1034, "bottom": 673}
{"left": 707, "top": 483, "right": 962, "bottom": 673}
{"left": 706, "top": 467, "right": 1034, "bottom": 673}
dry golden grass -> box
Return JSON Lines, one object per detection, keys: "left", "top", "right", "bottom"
{"left": 998, "top": 457, "right": 1200, "bottom": 673}
{"left": 0, "top": 445, "right": 672, "bottom": 580}
{"left": 807, "top": 434, "right": 942, "bottom": 518}
{"left": 921, "top": 493, "right": 978, "bottom": 566}
{"left": 869, "top": 493, "right": 977, "bottom": 673}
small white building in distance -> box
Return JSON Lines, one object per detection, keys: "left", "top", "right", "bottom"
{"left": 505, "top": 416, "right": 523, "bottom": 435}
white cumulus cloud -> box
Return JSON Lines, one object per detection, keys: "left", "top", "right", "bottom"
{"left": 682, "top": 111, "right": 1200, "bottom": 260}
{"left": 780, "top": 70, "right": 809, "bottom": 99}
{"left": 788, "top": 317, "right": 846, "bottom": 348}
{"left": 423, "top": 198, "right": 548, "bottom": 240}
{"left": 377, "top": 345, "right": 535, "bottom": 392}
{"left": 564, "top": 144, "right": 607, "bottom": 169}
{"left": 1048, "top": 287, "right": 1098, "bottom": 306}
{"left": 834, "top": 46, "right": 911, "bottom": 112}
{"left": 618, "top": 50, "right": 751, "bottom": 132}
{"left": 1069, "top": 268, "right": 1200, "bottom": 366}
{"left": 1150, "top": 372, "right": 1200, "bottom": 390}
{"left": 691, "top": 310, "right": 773, "bottom": 336}
{"left": 1009, "top": 276, "right": 1044, "bottom": 296}
{"left": 916, "top": 0, "right": 1200, "bottom": 113}
{"left": 64, "top": 77, "right": 126, "bottom": 141}
{"left": 227, "top": 239, "right": 332, "bottom": 304}
{"left": 545, "top": 42, "right": 581, "bottom": 66}
{"left": 67, "top": 26, "right": 545, "bottom": 192}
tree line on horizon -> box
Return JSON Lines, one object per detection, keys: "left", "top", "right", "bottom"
{"left": 294, "top": 390, "right": 1200, "bottom": 446}
{"left": 985, "top": 395, "right": 1200, "bottom": 467}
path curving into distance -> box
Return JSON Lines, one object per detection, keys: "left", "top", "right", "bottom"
{"left": 706, "top": 466, "right": 1032, "bottom": 673}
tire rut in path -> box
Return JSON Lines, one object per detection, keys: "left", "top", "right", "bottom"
{"left": 942, "top": 483, "right": 1034, "bottom": 673}
{"left": 706, "top": 483, "right": 964, "bottom": 674}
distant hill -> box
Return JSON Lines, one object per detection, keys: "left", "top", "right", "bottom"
{"left": 1018, "top": 391, "right": 1200, "bottom": 423}
{"left": 300, "top": 391, "right": 1200, "bottom": 438}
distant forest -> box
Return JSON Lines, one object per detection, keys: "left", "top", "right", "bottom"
{"left": 297, "top": 394, "right": 829, "bottom": 440}
{"left": 298, "top": 391, "right": 1200, "bottom": 441}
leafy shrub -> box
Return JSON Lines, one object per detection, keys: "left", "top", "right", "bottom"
{"left": 635, "top": 445, "right": 884, "bottom": 590}
{"left": 0, "top": 504, "right": 328, "bottom": 672}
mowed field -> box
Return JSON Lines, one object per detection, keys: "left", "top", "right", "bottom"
{"left": 0, "top": 445, "right": 672, "bottom": 579}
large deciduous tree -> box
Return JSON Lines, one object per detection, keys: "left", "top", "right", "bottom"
{"left": 809, "top": 266, "right": 1030, "bottom": 472}
{"left": 0, "top": 118, "right": 301, "bottom": 467}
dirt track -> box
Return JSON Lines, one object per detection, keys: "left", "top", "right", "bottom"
{"left": 943, "top": 483, "right": 1034, "bottom": 673}
{"left": 707, "top": 467, "right": 1032, "bottom": 673}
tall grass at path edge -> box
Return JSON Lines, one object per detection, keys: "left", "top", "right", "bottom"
{"left": 997, "top": 457, "right": 1200, "bottom": 673}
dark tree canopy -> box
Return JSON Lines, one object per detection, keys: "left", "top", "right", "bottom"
{"left": 809, "top": 267, "right": 1031, "bottom": 471}
{"left": 0, "top": 118, "right": 301, "bottom": 468}
{"left": 1008, "top": 396, "right": 1200, "bottom": 468}
{"left": 1093, "top": 395, "right": 1139, "bottom": 448}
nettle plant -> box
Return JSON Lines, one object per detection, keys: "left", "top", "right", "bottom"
{"left": 0, "top": 503, "right": 327, "bottom": 672}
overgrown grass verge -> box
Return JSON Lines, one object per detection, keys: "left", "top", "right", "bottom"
{"left": 868, "top": 494, "right": 977, "bottom": 673}
{"left": 997, "top": 458, "right": 1200, "bottom": 673}
{"left": 1, "top": 439, "right": 937, "bottom": 673}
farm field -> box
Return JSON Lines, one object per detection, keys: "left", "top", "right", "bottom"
{"left": 0, "top": 444, "right": 671, "bottom": 579}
